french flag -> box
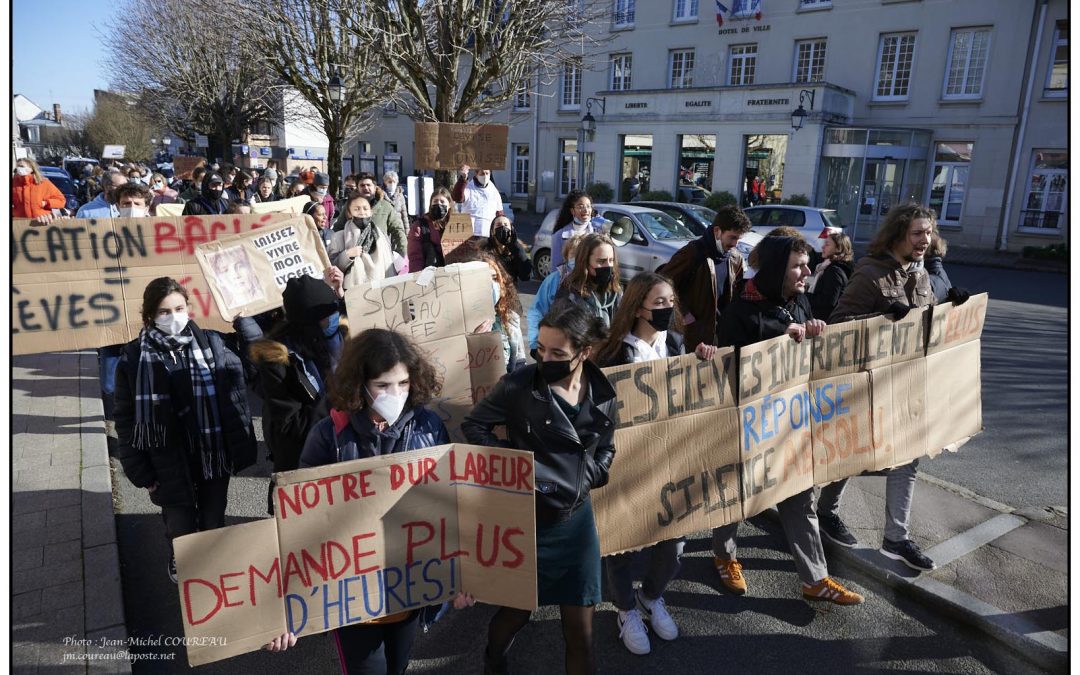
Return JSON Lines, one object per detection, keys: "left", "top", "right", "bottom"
{"left": 715, "top": 0, "right": 729, "bottom": 27}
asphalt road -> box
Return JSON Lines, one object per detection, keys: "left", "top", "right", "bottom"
{"left": 110, "top": 261, "right": 1063, "bottom": 673}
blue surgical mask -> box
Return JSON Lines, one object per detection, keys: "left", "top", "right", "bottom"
{"left": 323, "top": 311, "right": 340, "bottom": 337}
{"left": 491, "top": 281, "right": 501, "bottom": 306}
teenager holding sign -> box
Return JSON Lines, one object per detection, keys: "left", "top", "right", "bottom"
{"left": 592, "top": 273, "right": 717, "bottom": 655}
{"left": 463, "top": 300, "right": 615, "bottom": 675}
{"left": 265, "top": 328, "right": 475, "bottom": 673}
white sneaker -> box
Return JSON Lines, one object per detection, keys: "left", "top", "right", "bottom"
{"left": 616, "top": 608, "right": 651, "bottom": 655}
{"left": 637, "top": 591, "right": 678, "bottom": 641}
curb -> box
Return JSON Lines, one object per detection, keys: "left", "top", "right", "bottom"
{"left": 77, "top": 351, "right": 133, "bottom": 673}
{"left": 757, "top": 483, "right": 1068, "bottom": 673}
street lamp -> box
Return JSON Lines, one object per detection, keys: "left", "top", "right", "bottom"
{"left": 327, "top": 67, "right": 347, "bottom": 196}
{"left": 328, "top": 68, "right": 345, "bottom": 106}
{"left": 790, "top": 89, "right": 816, "bottom": 132}
{"left": 578, "top": 97, "right": 606, "bottom": 187}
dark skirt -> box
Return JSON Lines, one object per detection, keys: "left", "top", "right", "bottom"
{"left": 536, "top": 499, "right": 602, "bottom": 606}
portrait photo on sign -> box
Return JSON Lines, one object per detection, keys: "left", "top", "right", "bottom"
{"left": 208, "top": 245, "right": 265, "bottom": 310}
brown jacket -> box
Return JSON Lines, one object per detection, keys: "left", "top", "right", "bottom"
{"left": 829, "top": 254, "right": 935, "bottom": 323}
{"left": 661, "top": 235, "right": 745, "bottom": 350}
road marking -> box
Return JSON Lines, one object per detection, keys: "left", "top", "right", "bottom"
{"left": 922, "top": 513, "right": 1027, "bottom": 567}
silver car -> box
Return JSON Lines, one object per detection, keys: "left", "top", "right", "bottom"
{"left": 531, "top": 204, "right": 697, "bottom": 281}
{"left": 743, "top": 205, "right": 845, "bottom": 254}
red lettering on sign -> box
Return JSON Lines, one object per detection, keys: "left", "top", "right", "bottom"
{"left": 183, "top": 578, "right": 223, "bottom": 626}
{"left": 220, "top": 572, "right": 245, "bottom": 608}
{"left": 403, "top": 521, "right": 435, "bottom": 566}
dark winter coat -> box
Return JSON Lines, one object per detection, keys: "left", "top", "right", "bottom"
{"left": 461, "top": 361, "right": 617, "bottom": 522}
{"left": 923, "top": 256, "right": 952, "bottom": 303}
{"left": 299, "top": 406, "right": 449, "bottom": 468}
{"left": 114, "top": 325, "right": 257, "bottom": 507}
{"left": 598, "top": 331, "right": 686, "bottom": 367}
{"left": 182, "top": 196, "right": 228, "bottom": 216}
{"left": 829, "top": 254, "right": 935, "bottom": 324}
{"left": 660, "top": 234, "right": 745, "bottom": 350}
{"left": 809, "top": 259, "right": 855, "bottom": 321}
{"left": 482, "top": 238, "right": 532, "bottom": 282}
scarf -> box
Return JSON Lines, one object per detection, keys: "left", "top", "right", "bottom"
{"left": 133, "top": 326, "right": 228, "bottom": 480}
{"left": 349, "top": 218, "right": 378, "bottom": 255}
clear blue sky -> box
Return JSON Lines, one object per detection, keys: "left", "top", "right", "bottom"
{"left": 13, "top": 0, "right": 112, "bottom": 115}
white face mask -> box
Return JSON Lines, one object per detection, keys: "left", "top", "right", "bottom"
{"left": 155, "top": 311, "right": 189, "bottom": 336}
{"left": 476, "top": 175, "right": 488, "bottom": 187}
{"left": 153, "top": 182, "right": 165, "bottom": 191}
{"left": 385, "top": 182, "right": 398, "bottom": 194}
{"left": 118, "top": 206, "right": 149, "bottom": 218}
{"left": 367, "top": 387, "right": 409, "bottom": 425}
{"left": 15, "top": 166, "right": 32, "bottom": 176}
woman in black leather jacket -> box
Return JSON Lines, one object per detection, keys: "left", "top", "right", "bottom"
{"left": 463, "top": 299, "right": 615, "bottom": 675}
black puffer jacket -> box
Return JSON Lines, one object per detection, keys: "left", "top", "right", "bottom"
{"left": 923, "top": 256, "right": 952, "bottom": 302}
{"left": 461, "top": 361, "right": 617, "bottom": 521}
{"left": 718, "top": 237, "right": 814, "bottom": 348}
{"left": 810, "top": 259, "right": 855, "bottom": 321}
{"left": 114, "top": 325, "right": 257, "bottom": 506}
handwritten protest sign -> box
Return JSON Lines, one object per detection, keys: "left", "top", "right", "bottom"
{"left": 344, "top": 262, "right": 500, "bottom": 442}
{"left": 440, "top": 213, "right": 480, "bottom": 260}
{"left": 11, "top": 213, "right": 293, "bottom": 355}
{"left": 195, "top": 214, "right": 330, "bottom": 320}
{"left": 413, "top": 122, "right": 509, "bottom": 170}
{"left": 175, "top": 444, "right": 536, "bottom": 666}
{"left": 592, "top": 297, "right": 987, "bottom": 556}
{"left": 172, "top": 155, "right": 205, "bottom": 180}
{"left": 156, "top": 196, "right": 312, "bottom": 218}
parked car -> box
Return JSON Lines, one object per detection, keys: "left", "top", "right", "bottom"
{"left": 634, "top": 201, "right": 716, "bottom": 237}
{"left": 743, "top": 205, "right": 845, "bottom": 255}
{"left": 532, "top": 204, "right": 697, "bottom": 282}
{"left": 677, "top": 183, "right": 711, "bottom": 204}
{"left": 39, "top": 166, "right": 80, "bottom": 212}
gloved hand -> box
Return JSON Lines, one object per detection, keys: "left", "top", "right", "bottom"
{"left": 946, "top": 287, "right": 971, "bottom": 305}
{"left": 888, "top": 302, "right": 912, "bottom": 320}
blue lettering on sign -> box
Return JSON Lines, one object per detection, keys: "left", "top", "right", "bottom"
{"left": 742, "top": 383, "right": 856, "bottom": 452}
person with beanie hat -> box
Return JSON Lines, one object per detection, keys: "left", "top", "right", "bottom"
{"left": 248, "top": 275, "right": 347, "bottom": 513}
{"left": 707, "top": 236, "right": 864, "bottom": 606}
{"left": 313, "top": 171, "right": 336, "bottom": 223}
{"left": 181, "top": 173, "right": 229, "bottom": 215}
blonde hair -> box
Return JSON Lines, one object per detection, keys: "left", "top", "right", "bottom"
{"left": 16, "top": 157, "right": 44, "bottom": 184}
{"left": 827, "top": 232, "right": 854, "bottom": 262}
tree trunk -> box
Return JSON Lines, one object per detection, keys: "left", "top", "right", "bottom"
{"left": 327, "top": 130, "right": 342, "bottom": 199}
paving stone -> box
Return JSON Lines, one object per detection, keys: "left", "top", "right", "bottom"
{"left": 12, "top": 590, "right": 42, "bottom": 621}
{"left": 10, "top": 519, "right": 82, "bottom": 551}
{"left": 12, "top": 559, "right": 83, "bottom": 593}
{"left": 46, "top": 504, "right": 83, "bottom": 527}
{"left": 41, "top": 580, "right": 85, "bottom": 612}
{"left": 13, "top": 546, "right": 44, "bottom": 571}
{"left": 44, "top": 539, "right": 82, "bottom": 566}
{"left": 85, "top": 545, "right": 125, "bottom": 632}
{"left": 12, "top": 510, "right": 47, "bottom": 533}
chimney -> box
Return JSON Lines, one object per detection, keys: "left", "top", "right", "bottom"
{"left": 53, "top": 104, "right": 62, "bottom": 125}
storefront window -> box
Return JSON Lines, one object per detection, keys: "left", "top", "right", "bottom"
{"left": 1021, "top": 150, "right": 1068, "bottom": 231}
{"left": 742, "top": 135, "right": 787, "bottom": 206}
{"left": 678, "top": 135, "right": 715, "bottom": 201}
{"left": 559, "top": 138, "right": 578, "bottom": 196}
{"left": 929, "top": 142, "right": 973, "bottom": 224}
{"left": 620, "top": 134, "right": 652, "bottom": 201}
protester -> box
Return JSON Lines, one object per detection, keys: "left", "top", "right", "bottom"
{"left": 252, "top": 176, "right": 277, "bottom": 204}
{"left": 661, "top": 205, "right": 752, "bottom": 350}
{"left": 266, "top": 328, "right": 475, "bottom": 673}
{"left": 12, "top": 157, "right": 67, "bottom": 219}
{"left": 227, "top": 171, "right": 253, "bottom": 203}
{"left": 182, "top": 173, "right": 229, "bottom": 216}
{"left": 924, "top": 234, "right": 954, "bottom": 302}
{"left": 550, "top": 190, "right": 605, "bottom": 270}
{"left": 114, "top": 183, "right": 154, "bottom": 218}
{"left": 148, "top": 172, "right": 180, "bottom": 215}
{"left": 113, "top": 277, "right": 257, "bottom": 582}
{"left": 808, "top": 231, "right": 855, "bottom": 321}
{"left": 225, "top": 200, "right": 252, "bottom": 215}
{"left": 383, "top": 170, "right": 409, "bottom": 228}
{"left": 452, "top": 163, "right": 503, "bottom": 237}
{"left": 249, "top": 276, "right": 345, "bottom": 513}
{"left": 287, "top": 179, "right": 308, "bottom": 199}
{"left": 348, "top": 172, "right": 407, "bottom": 255}
{"left": 527, "top": 235, "right": 583, "bottom": 351}
{"left": 407, "top": 187, "right": 454, "bottom": 270}
{"left": 709, "top": 236, "right": 864, "bottom": 604}
{"left": 477, "top": 251, "right": 527, "bottom": 373}
{"left": 820, "top": 203, "right": 968, "bottom": 572}
{"left": 178, "top": 167, "right": 207, "bottom": 202}
{"left": 554, "top": 233, "right": 623, "bottom": 328}
{"left": 592, "top": 272, "right": 717, "bottom": 655}
{"left": 483, "top": 212, "right": 532, "bottom": 282}
{"left": 303, "top": 200, "right": 331, "bottom": 249}
{"left": 329, "top": 195, "right": 396, "bottom": 289}
{"left": 299, "top": 165, "right": 317, "bottom": 185}
{"left": 463, "top": 299, "right": 615, "bottom": 675}
{"left": 312, "top": 171, "right": 336, "bottom": 223}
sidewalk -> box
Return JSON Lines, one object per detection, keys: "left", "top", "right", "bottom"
{"left": 813, "top": 471, "right": 1069, "bottom": 672}
{"left": 12, "top": 352, "right": 131, "bottom": 674}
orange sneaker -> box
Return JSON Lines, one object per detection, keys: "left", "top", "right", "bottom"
{"left": 802, "top": 577, "right": 864, "bottom": 605}
{"left": 713, "top": 557, "right": 747, "bottom": 595}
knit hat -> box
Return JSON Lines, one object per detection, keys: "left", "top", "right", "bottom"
{"left": 264, "top": 167, "right": 278, "bottom": 182}
{"left": 314, "top": 172, "right": 330, "bottom": 186}
{"left": 281, "top": 276, "right": 338, "bottom": 324}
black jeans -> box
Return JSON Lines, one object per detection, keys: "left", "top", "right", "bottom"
{"left": 160, "top": 475, "right": 231, "bottom": 548}
{"left": 333, "top": 611, "right": 419, "bottom": 675}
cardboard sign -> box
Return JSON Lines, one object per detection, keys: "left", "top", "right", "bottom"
{"left": 172, "top": 155, "right": 205, "bottom": 180}
{"left": 413, "top": 122, "right": 509, "bottom": 170}
{"left": 343, "top": 262, "right": 500, "bottom": 441}
{"left": 11, "top": 213, "right": 293, "bottom": 355}
{"left": 440, "top": 213, "right": 480, "bottom": 260}
{"left": 810, "top": 373, "right": 881, "bottom": 486}
{"left": 737, "top": 382, "right": 815, "bottom": 519}
{"left": 923, "top": 295, "right": 988, "bottom": 456}
{"left": 156, "top": 196, "right": 313, "bottom": 218}
{"left": 102, "top": 144, "right": 125, "bottom": 159}
{"left": 737, "top": 332, "right": 812, "bottom": 403}
{"left": 195, "top": 215, "right": 330, "bottom": 320}
{"left": 175, "top": 444, "right": 537, "bottom": 666}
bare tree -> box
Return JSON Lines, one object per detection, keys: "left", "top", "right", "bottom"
{"left": 362, "top": 0, "right": 609, "bottom": 124}
{"left": 101, "top": 0, "right": 279, "bottom": 163}
{"left": 85, "top": 96, "right": 155, "bottom": 161}
{"left": 221, "top": 0, "right": 387, "bottom": 195}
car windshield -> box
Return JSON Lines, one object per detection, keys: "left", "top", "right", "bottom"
{"left": 48, "top": 176, "right": 76, "bottom": 195}
{"left": 822, "top": 210, "right": 844, "bottom": 229}
{"left": 635, "top": 211, "right": 696, "bottom": 240}
{"left": 685, "top": 205, "right": 716, "bottom": 228}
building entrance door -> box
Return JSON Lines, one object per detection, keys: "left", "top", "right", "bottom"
{"left": 857, "top": 158, "right": 902, "bottom": 238}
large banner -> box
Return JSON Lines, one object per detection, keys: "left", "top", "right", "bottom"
{"left": 155, "top": 196, "right": 312, "bottom": 218}
{"left": 593, "top": 296, "right": 988, "bottom": 555}
{"left": 175, "top": 444, "right": 537, "bottom": 666}
{"left": 11, "top": 213, "right": 294, "bottom": 355}
{"left": 195, "top": 215, "right": 330, "bottom": 321}
{"left": 414, "top": 122, "right": 508, "bottom": 170}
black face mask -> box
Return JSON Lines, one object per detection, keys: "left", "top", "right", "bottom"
{"left": 430, "top": 203, "right": 449, "bottom": 220}
{"left": 494, "top": 228, "right": 514, "bottom": 245}
{"left": 592, "top": 266, "right": 614, "bottom": 288}
{"left": 353, "top": 217, "right": 372, "bottom": 228}
{"left": 646, "top": 306, "right": 675, "bottom": 332}
{"left": 539, "top": 355, "right": 578, "bottom": 384}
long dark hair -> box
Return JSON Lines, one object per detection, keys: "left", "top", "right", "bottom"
{"left": 328, "top": 329, "right": 442, "bottom": 413}
{"left": 476, "top": 251, "right": 522, "bottom": 330}
{"left": 539, "top": 299, "right": 609, "bottom": 355}
{"left": 140, "top": 277, "right": 189, "bottom": 328}
{"left": 593, "top": 272, "right": 683, "bottom": 365}
{"left": 869, "top": 203, "right": 938, "bottom": 257}
{"left": 554, "top": 189, "right": 591, "bottom": 230}
{"left": 559, "top": 233, "right": 622, "bottom": 297}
